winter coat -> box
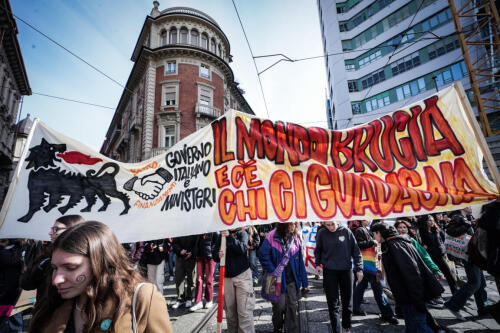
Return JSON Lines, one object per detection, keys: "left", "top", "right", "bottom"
{"left": 213, "top": 229, "right": 250, "bottom": 278}
{"left": 257, "top": 229, "right": 308, "bottom": 294}
{"left": 411, "top": 238, "right": 440, "bottom": 275}
{"left": 419, "top": 228, "right": 446, "bottom": 257}
{"left": 142, "top": 240, "right": 167, "bottom": 265}
{"left": 314, "top": 225, "right": 363, "bottom": 272}
{"left": 0, "top": 244, "right": 23, "bottom": 307}
{"left": 196, "top": 233, "right": 217, "bottom": 259}
{"left": 172, "top": 236, "right": 198, "bottom": 258}
{"left": 37, "top": 283, "right": 173, "bottom": 333}
{"left": 353, "top": 226, "right": 375, "bottom": 250}
{"left": 381, "top": 235, "right": 444, "bottom": 312}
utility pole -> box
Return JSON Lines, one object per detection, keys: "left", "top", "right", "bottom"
{"left": 447, "top": 0, "right": 500, "bottom": 137}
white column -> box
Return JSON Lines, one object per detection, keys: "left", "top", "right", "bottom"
{"left": 142, "top": 60, "right": 156, "bottom": 159}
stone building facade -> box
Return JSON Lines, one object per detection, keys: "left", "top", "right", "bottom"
{"left": 0, "top": 0, "right": 32, "bottom": 206}
{"left": 100, "top": 3, "right": 253, "bottom": 162}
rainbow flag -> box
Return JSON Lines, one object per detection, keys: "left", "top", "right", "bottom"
{"left": 361, "top": 247, "right": 378, "bottom": 275}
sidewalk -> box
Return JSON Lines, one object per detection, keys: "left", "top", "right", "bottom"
{"left": 302, "top": 268, "right": 500, "bottom": 333}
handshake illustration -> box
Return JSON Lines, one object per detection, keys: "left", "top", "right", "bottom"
{"left": 123, "top": 167, "right": 173, "bottom": 200}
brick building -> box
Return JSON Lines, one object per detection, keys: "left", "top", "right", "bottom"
{"left": 100, "top": 3, "right": 253, "bottom": 162}
{"left": 0, "top": 0, "right": 32, "bottom": 206}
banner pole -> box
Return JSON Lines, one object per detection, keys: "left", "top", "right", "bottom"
{"left": 454, "top": 82, "right": 500, "bottom": 193}
{"left": 216, "top": 235, "right": 226, "bottom": 333}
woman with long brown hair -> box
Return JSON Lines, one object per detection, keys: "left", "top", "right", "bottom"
{"left": 29, "top": 221, "right": 172, "bottom": 333}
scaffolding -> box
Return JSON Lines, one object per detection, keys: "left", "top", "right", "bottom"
{"left": 448, "top": 0, "right": 500, "bottom": 137}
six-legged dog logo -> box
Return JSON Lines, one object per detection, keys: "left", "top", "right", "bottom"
{"left": 18, "top": 138, "right": 131, "bottom": 222}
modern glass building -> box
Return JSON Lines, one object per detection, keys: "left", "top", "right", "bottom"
{"left": 317, "top": 0, "right": 497, "bottom": 131}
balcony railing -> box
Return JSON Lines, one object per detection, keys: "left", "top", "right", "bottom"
{"left": 151, "top": 147, "right": 170, "bottom": 157}
{"left": 196, "top": 104, "right": 220, "bottom": 118}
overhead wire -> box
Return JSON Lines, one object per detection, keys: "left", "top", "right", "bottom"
{"left": 231, "top": 0, "right": 270, "bottom": 119}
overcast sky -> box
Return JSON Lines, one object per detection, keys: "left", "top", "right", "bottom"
{"left": 11, "top": 0, "right": 327, "bottom": 150}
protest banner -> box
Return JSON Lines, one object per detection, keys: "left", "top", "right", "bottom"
{"left": 301, "top": 225, "right": 320, "bottom": 275}
{"left": 0, "top": 83, "right": 498, "bottom": 242}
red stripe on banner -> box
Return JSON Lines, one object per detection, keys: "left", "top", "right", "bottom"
{"left": 57, "top": 151, "right": 103, "bottom": 165}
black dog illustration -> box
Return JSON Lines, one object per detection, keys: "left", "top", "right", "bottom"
{"left": 18, "top": 138, "right": 130, "bottom": 222}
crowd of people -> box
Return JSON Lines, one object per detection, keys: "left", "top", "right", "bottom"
{"left": 1, "top": 202, "right": 500, "bottom": 333}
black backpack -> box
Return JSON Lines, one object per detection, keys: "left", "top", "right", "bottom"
{"left": 467, "top": 228, "right": 488, "bottom": 270}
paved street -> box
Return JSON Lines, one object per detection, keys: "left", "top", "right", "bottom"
{"left": 162, "top": 266, "right": 500, "bottom": 332}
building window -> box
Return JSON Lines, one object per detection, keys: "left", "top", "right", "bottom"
{"left": 166, "top": 61, "right": 176, "bottom": 74}
{"left": 163, "top": 86, "right": 176, "bottom": 106}
{"left": 210, "top": 39, "right": 216, "bottom": 53}
{"left": 160, "top": 30, "right": 167, "bottom": 46}
{"left": 169, "top": 28, "right": 177, "bottom": 44}
{"left": 180, "top": 27, "right": 188, "bottom": 44}
{"left": 164, "top": 126, "right": 176, "bottom": 148}
{"left": 218, "top": 45, "right": 222, "bottom": 57}
{"left": 198, "top": 87, "right": 213, "bottom": 115}
{"left": 191, "top": 30, "right": 199, "bottom": 46}
{"left": 348, "top": 81, "right": 358, "bottom": 92}
{"left": 201, "top": 33, "right": 208, "bottom": 49}
{"left": 200, "top": 64, "right": 210, "bottom": 79}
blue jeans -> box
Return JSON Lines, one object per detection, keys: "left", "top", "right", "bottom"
{"left": 249, "top": 250, "right": 259, "bottom": 280}
{"left": 445, "top": 261, "right": 487, "bottom": 313}
{"left": 401, "top": 304, "right": 433, "bottom": 333}
{"left": 353, "top": 273, "right": 394, "bottom": 319}
{"left": 0, "top": 312, "right": 23, "bottom": 333}
{"left": 167, "top": 251, "right": 176, "bottom": 276}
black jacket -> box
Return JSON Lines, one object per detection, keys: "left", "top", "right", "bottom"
{"left": 381, "top": 235, "right": 444, "bottom": 312}
{"left": 0, "top": 244, "right": 23, "bottom": 306}
{"left": 141, "top": 239, "right": 167, "bottom": 265}
{"left": 214, "top": 229, "right": 250, "bottom": 278}
{"left": 419, "top": 229, "right": 446, "bottom": 257}
{"left": 172, "top": 235, "right": 198, "bottom": 258}
{"left": 196, "top": 233, "right": 217, "bottom": 259}
{"left": 353, "top": 226, "right": 375, "bottom": 250}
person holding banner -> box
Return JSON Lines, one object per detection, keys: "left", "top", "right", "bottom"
{"left": 371, "top": 222, "right": 443, "bottom": 333}
{"left": 171, "top": 235, "right": 197, "bottom": 309}
{"left": 214, "top": 228, "right": 255, "bottom": 333}
{"left": 314, "top": 221, "right": 363, "bottom": 333}
{"left": 190, "top": 232, "right": 217, "bottom": 312}
{"left": 257, "top": 222, "right": 308, "bottom": 333}
{"left": 28, "top": 221, "right": 173, "bottom": 333}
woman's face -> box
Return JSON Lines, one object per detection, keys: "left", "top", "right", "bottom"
{"left": 288, "top": 223, "right": 296, "bottom": 234}
{"left": 396, "top": 223, "right": 408, "bottom": 235}
{"left": 49, "top": 221, "right": 67, "bottom": 242}
{"left": 52, "top": 249, "right": 92, "bottom": 299}
{"left": 427, "top": 217, "right": 435, "bottom": 228}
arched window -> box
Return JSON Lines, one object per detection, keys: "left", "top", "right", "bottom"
{"left": 180, "top": 27, "right": 188, "bottom": 44}
{"left": 160, "top": 29, "right": 167, "bottom": 46}
{"left": 210, "top": 38, "right": 216, "bottom": 53}
{"left": 169, "top": 27, "right": 177, "bottom": 44}
{"left": 218, "top": 45, "right": 222, "bottom": 57}
{"left": 191, "top": 30, "right": 199, "bottom": 46}
{"left": 201, "top": 33, "right": 208, "bottom": 49}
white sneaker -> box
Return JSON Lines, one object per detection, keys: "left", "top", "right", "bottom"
{"left": 190, "top": 302, "right": 203, "bottom": 312}
{"left": 169, "top": 276, "right": 174, "bottom": 282}
{"left": 171, "top": 301, "right": 182, "bottom": 309}
{"left": 204, "top": 301, "right": 214, "bottom": 309}
{"left": 185, "top": 300, "right": 192, "bottom": 308}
